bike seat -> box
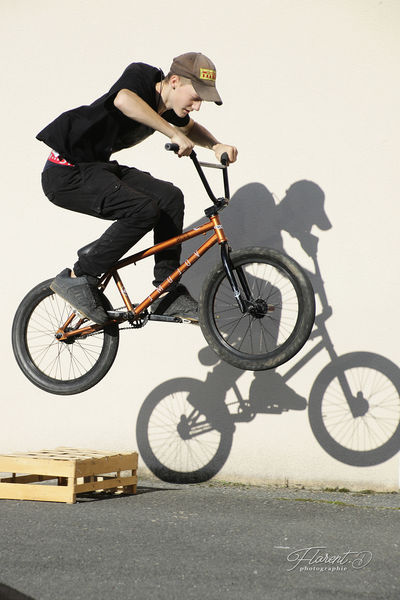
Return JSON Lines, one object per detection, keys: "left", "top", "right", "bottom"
{"left": 78, "top": 240, "right": 98, "bottom": 258}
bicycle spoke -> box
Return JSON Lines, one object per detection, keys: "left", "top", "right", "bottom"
{"left": 25, "top": 293, "right": 105, "bottom": 381}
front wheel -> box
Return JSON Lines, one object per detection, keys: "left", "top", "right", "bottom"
{"left": 199, "top": 247, "right": 315, "bottom": 371}
{"left": 12, "top": 279, "right": 119, "bottom": 395}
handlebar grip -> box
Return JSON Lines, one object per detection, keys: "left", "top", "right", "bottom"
{"left": 165, "top": 143, "right": 180, "bottom": 152}
{"left": 221, "top": 152, "right": 229, "bottom": 166}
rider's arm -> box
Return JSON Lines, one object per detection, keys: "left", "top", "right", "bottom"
{"left": 181, "top": 118, "right": 238, "bottom": 163}
{"left": 113, "top": 89, "right": 193, "bottom": 155}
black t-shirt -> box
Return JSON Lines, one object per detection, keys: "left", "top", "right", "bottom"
{"left": 36, "top": 62, "right": 190, "bottom": 163}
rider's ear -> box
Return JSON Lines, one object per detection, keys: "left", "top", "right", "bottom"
{"left": 169, "top": 74, "right": 179, "bottom": 90}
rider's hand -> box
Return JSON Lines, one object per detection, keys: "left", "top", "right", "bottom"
{"left": 212, "top": 143, "right": 238, "bottom": 164}
{"left": 170, "top": 132, "right": 194, "bottom": 157}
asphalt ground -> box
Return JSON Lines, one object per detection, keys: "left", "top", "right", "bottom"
{"left": 1, "top": 478, "right": 399, "bottom": 600}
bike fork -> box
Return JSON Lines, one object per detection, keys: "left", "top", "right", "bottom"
{"left": 221, "top": 243, "right": 251, "bottom": 313}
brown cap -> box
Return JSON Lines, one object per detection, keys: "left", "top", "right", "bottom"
{"left": 170, "top": 52, "right": 222, "bottom": 105}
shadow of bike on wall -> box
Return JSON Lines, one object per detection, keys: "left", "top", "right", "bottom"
{"left": 136, "top": 181, "right": 400, "bottom": 483}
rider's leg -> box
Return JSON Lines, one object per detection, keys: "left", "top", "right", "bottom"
{"left": 42, "top": 162, "right": 164, "bottom": 322}
{"left": 73, "top": 165, "right": 169, "bottom": 277}
{"left": 42, "top": 161, "right": 196, "bottom": 321}
{"left": 116, "top": 166, "right": 198, "bottom": 320}
{"left": 74, "top": 198, "right": 161, "bottom": 277}
{"left": 117, "top": 165, "right": 185, "bottom": 286}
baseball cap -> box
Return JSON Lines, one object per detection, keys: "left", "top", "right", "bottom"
{"left": 170, "top": 52, "right": 223, "bottom": 105}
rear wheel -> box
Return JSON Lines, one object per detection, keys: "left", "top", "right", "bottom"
{"left": 12, "top": 279, "right": 119, "bottom": 395}
{"left": 199, "top": 247, "right": 315, "bottom": 371}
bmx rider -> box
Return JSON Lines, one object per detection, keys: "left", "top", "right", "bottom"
{"left": 37, "top": 52, "right": 238, "bottom": 324}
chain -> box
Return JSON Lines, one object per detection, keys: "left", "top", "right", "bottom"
{"left": 84, "top": 325, "right": 132, "bottom": 337}
{"left": 78, "top": 307, "right": 147, "bottom": 338}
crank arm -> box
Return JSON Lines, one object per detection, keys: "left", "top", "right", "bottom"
{"left": 148, "top": 314, "right": 199, "bottom": 325}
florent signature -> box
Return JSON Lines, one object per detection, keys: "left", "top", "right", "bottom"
{"left": 286, "top": 546, "right": 372, "bottom": 572}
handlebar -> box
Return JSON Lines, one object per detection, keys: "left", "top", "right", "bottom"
{"left": 164, "top": 143, "right": 230, "bottom": 206}
{"left": 220, "top": 152, "right": 229, "bottom": 166}
{"left": 164, "top": 142, "right": 180, "bottom": 153}
{"left": 165, "top": 143, "right": 229, "bottom": 166}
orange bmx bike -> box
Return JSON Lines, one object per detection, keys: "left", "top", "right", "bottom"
{"left": 12, "top": 146, "right": 315, "bottom": 395}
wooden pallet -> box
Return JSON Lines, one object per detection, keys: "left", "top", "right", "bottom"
{"left": 0, "top": 447, "right": 138, "bottom": 504}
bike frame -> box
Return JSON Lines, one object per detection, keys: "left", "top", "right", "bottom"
{"left": 56, "top": 149, "right": 239, "bottom": 342}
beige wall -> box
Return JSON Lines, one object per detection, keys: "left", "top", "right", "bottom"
{"left": 1, "top": 0, "right": 399, "bottom": 490}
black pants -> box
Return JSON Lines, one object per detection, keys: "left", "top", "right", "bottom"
{"left": 41, "top": 161, "right": 184, "bottom": 284}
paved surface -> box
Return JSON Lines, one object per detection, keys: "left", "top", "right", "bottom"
{"left": 1, "top": 479, "right": 399, "bottom": 600}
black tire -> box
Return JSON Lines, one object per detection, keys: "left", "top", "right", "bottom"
{"left": 308, "top": 352, "right": 400, "bottom": 466}
{"left": 199, "top": 247, "right": 315, "bottom": 371}
{"left": 12, "top": 278, "right": 119, "bottom": 395}
{"left": 136, "top": 378, "right": 234, "bottom": 483}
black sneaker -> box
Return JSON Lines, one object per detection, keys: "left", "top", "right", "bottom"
{"left": 151, "top": 284, "right": 198, "bottom": 323}
{"left": 50, "top": 268, "right": 109, "bottom": 325}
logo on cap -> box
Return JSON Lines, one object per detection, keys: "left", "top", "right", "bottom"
{"left": 199, "top": 68, "right": 216, "bottom": 81}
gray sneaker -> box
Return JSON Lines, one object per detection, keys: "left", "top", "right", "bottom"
{"left": 50, "top": 268, "right": 109, "bottom": 325}
{"left": 151, "top": 284, "right": 198, "bottom": 322}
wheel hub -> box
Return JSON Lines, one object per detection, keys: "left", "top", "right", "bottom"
{"left": 56, "top": 328, "right": 76, "bottom": 344}
{"left": 247, "top": 298, "right": 271, "bottom": 319}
